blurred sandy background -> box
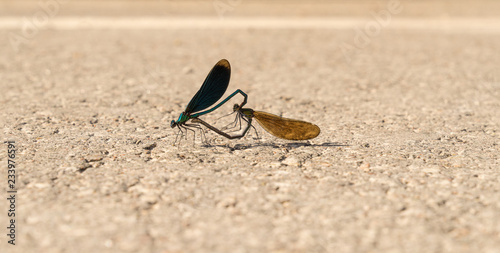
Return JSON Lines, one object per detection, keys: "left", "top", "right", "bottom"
{"left": 1, "top": 0, "right": 499, "bottom": 252}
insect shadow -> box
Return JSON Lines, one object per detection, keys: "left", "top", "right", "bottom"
{"left": 203, "top": 142, "right": 348, "bottom": 150}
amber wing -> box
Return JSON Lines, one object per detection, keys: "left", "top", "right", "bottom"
{"left": 253, "top": 111, "right": 320, "bottom": 140}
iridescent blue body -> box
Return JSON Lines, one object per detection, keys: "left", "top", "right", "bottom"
{"left": 170, "top": 59, "right": 247, "bottom": 140}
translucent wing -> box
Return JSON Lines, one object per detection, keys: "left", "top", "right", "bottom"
{"left": 253, "top": 111, "right": 320, "bottom": 140}
{"left": 184, "top": 59, "right": 231, "bottom": 114}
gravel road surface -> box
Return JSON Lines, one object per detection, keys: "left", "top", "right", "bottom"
{"left": 1, "top": 1, "right": 499, "bottom": 252}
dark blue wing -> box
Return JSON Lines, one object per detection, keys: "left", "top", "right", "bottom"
{"left": 184, "top": 59, "right": 231, "bottom": 114}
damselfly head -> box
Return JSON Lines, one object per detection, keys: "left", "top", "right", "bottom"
{"left": 170, "top": 120, "right": 177, "bottom": 128}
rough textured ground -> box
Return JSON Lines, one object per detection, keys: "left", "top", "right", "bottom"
{"left": 1, "top": 1, "right": 499, "bottom": 252}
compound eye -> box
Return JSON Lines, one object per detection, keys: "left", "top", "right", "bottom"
{"left": 170, "top": 120, "right": 176, "bottom": 128}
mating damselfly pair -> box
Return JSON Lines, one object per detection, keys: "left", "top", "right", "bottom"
{"left": 170, "top": 59, "right": 320, "bottom": 144}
